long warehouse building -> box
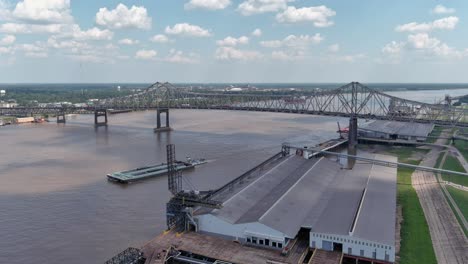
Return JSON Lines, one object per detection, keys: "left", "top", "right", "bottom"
{"left": 195, "top": 152, "right": 397, "bottom": 263}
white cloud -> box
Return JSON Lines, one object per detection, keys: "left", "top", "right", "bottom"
{"left": 0, "top": 23, "right": 63, "bottom": 34}
{"left": 260, "top": 34, "right": 323, "bottom": 48}
{"left": 217, "top": 36, "right": 248, "bottom": 46}
{"left": 47, "top": 36, "right": 89, "bottom": 50}
{"left": 135, "top": 49, "right": 157, "bottom": 60}
{"left": 215, "top": 46, "right": 262, "bottom": 60}
{"left": 260, "top": 40, "right": 281, "bottom": 48}
{"left": 25, "top": 51, "right": 47, "bottom": 58}
{"left": 276, "top": 6, "right": 336, "bottom": 27}
{"left": 0, "top": 35, "right": 15, "bottom": 45}
{"left": 150, "top": 34, "right": 170, "bottom": 43}
{"left": 71, "top": 25, "right": 113, "bottom": 41}
{"left": 185, "top": 0, "right": 231, "bottom": 10}
{"left": 96, "top": 4, "right": 152, "bottom": 30}
{"left": 335, "top": 54, "right": 365, "bottom": 62}
{"left": 0, "top": 46, "right": 12, "bottom": 54}
{"left": 165, "top": 49, "right": 199, "bottom": 64}
{"left": 432, "top": 5, "right": 455, "bottom": 15}
{"left": 328, "top": 44, "right": 339, "bottom": 53}
{"left": 395, "top": 16, "right": 459, "bottom": 32}
{"left": 12, "top": 0, "right": 72, "bottom": 24}
{"left": 238, "top": 0, "right": 292, "bottom": 16}
{"left": 251, "top": 28, "right": 262, "bottom": 37}
{"left": 165, "top": 23, "right": 211, "bottom": 37}
{"left": 15, "top": 43, "right": 45, "bottom": 52}
{"left": 382, "top": 41, "right": 405, "bottom": 54}
{"left": 118, "top": 38, "right": 139, "bottom": 45}
{"left": 406, "top": 33, "right": 466, "bottom": 59}
{"left": 407, "top": 33, "right": 440, "bottom": 49}
{"left": 271, "top": 50, "right": 291, "bottom": 60}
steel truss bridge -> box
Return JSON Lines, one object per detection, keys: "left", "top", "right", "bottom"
{"left": 2, "top": 82, "right": 468, "bottom": 127}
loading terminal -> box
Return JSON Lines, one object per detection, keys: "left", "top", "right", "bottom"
{"left": 193, "top": 150, "right": 397, "bottom": 263}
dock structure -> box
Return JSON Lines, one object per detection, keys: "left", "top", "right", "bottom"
{"left": 142, "top": 230, "right": 309, "bottom": 264}
{"left": 140, "top": 139, "right": 398, "bottom": 264}
{"left": 107, "top": 160, "right": 206, "bottom": 183}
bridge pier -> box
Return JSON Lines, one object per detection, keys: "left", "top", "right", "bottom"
{"left": 347, "top": 116, "right": 358, "bottom": 169}
{"left": 94, "top": 109, "right": 108, "bottom": 126}
{"left": 154, "top": 108, "right": 171, "bottom": 132}
{"left": 56, "top": 113, "right": 66, "bottom": 123}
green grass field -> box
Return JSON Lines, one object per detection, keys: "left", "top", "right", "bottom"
{"left": 446, "top": 186, "right": 468, "bottom": 220}
{"left": 444, "top": 186, "right": 468, "bottom": 237}
{"left": 453, "top": 139, "right": 468, "bottom": 162}
{"left": 386, "top": 147, "right": 437, "bottom": 264}
{"left": 427, "top": 126, "right": 443, "bottom": 143}
{"left": 441, "top": 155, "right": 468, "bottom": 187}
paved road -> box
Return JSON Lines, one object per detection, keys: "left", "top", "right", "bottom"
{"left": 412, "top": 132, "right": 468, "bottom": 264}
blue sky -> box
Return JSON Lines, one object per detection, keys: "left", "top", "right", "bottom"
{"left": 0, "top": 0, "right": 467, "bottom": 83}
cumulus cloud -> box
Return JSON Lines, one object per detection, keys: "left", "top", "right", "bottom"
{"left": 328, "top": 44, "right": 339, "bottom": 53}
{"left": 185, "top": 0, "right": 231, "bottom": 10}
{"left": 238, "top": 0, "right": 292, "bottom": 16}
{"left": 432, "top": 5, "right": 455, "bottom": 15}
{"left": 382, "top": 41, "right": 405, "bottom": 54}
{"left": 276, "top": 6, "right": 336, "bottom": 27}
{"left": 165, "top": 23, "right": 211, "bottom": 37}
{"left": 150, "top": 34, "right": 170, "bottom": 43}
{"left": 11, "top": 0, "right": 72, "bottom": 24}
{"left": 215, "top": 46, "right": 262, "bottom": 60}
{"left": 0, "top": 46, "right": 12, "bottom": 54}
{"left": 395, "top": 16, "right": 459, "bottom": 32}
{"left": 25, "top": 51, "right": 48, "bottom": 58}
{"left": 405, "top": 33, "right": 465, "bottom": 58}
{"left": 0, "top": 22, "right": 63, "bottom": 34}
{"left": 217, "top": 36, "right": 248, "bottom": 46}
{"left": 96, "top": 4, "right": 152, "bottom": 30}
{"left": 0, "top": 35, "right": 15, "bottom": 45}
{"left": 251, "top": 28, "right": 262, "bottom": 37}
{"left": 407, "top": 33, "right": 440, "bottom": 49}
{"left": 118, "top": 38, "right": 139, "bottom": 45}
{"left": 71, "top": 25, "right": 113, "bottom": 41}
{"left": 260, "top": 34, "right": 323, "bottom": 48}
{"left": 165, "top": 49, "right": 199, "bottom": 64}
{"left": 135, "top": 49, "right": 157, "bottom": 60}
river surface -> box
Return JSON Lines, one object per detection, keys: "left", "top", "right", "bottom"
{"left": 0, "top": 88, "right": 462, "bottom": 263}
{"left": 0, "top": 109, "right": 348, "bottom": 264}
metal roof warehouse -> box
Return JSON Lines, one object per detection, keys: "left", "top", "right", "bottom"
{"left": 195, "top": 152, "right": 397, "bottom": 263}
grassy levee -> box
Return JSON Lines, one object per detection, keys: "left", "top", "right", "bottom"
{"left": 454, "top": 139, "right": 468, "bottom": 163}
{"left": 441, "top": 155, "right": 468, "bottom": 186}
{"left": 386, "top": 147, "right": 437, "bottom": 264}
{"left": 427, "top": 126, "right": 443, "bottom": 143}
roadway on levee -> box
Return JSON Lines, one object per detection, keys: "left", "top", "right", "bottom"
{"left": 412, "top": 131, "right": 468, "bottom": 264}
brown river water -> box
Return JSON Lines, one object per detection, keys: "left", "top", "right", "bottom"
{"left": 0, "top": 110, "right": 346, "bottom": 263}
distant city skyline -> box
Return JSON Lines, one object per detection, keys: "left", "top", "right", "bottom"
{"left": 0, "top": 0, "right": 468, "bottom": 83}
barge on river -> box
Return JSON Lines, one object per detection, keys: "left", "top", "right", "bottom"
{"left": 107, "top": 158, "right": 207, "bottom": 183}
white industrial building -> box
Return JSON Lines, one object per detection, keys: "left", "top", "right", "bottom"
{"left": 195, "top": 152, "right": 397, "bottom": 263}
{"left": 359, "top": 120, "right": 434, "bottom": 141}
{"left": 0, "top": 90, "right": 5, "bottom": 96}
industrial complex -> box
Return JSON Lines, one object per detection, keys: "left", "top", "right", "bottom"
{"left": 194, "top": 152, "right": 397, "bottom": 263}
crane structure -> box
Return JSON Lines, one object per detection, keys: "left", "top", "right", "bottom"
{"left": 165, "top": 144, "right": 222, "bottom": 231}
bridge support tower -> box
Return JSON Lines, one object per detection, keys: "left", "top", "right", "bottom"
{"left": 154, "top": 108, "right": 171, "bottom": 132}
{"left": 94, "top": 109, "right": 108, "bottom": 126}
{"left": 57, "top": 113, "right": 66, "bottom": 123}
{"left": 347, "top": 116, "right": 358, "bottom": 169}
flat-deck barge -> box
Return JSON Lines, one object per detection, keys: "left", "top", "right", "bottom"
{"left": 107, "top": 159, "right": 207, "bottom": 183}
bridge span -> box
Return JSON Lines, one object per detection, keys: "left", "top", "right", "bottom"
{"left": 2, "top": 82, "right": 468, "bottom": 128}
